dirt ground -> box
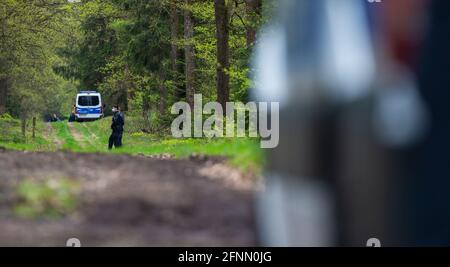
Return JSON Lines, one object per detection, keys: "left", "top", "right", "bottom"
{"left": 0, "top": 149, "right": 258, "bottom": 246}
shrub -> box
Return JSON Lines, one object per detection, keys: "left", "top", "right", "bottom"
{"left": 0, "top": 115, "right": 23, "bottom": 143}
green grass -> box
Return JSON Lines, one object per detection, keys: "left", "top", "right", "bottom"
{"left": 0, "top": 137, "right": 52, "bottom": 151}
{"left": 52, "top": 121, "right": 82, "bottom": 151}
{"left": 118, "top": 136, "right": 264, "bottom": 172}
{"left": 0, "top": 115, "right": 265, "bottom": 174}
{"left": 77, "top": 120, "right": 111, "bottom": 150}
{"left": 13, "top": 177, "right": 79, "bottom": 219}
{"left": 0, "top": 114, "right": 54, "bottom": 151}
{"left": 83, "top": 118, "right": 265, "bottom": 172}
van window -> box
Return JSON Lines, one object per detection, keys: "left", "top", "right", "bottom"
{"left": 91, "top": 96, "right": 100, "bottom": 106}
{"left": 78, "top": 96, "right": 100, "bottom": 106}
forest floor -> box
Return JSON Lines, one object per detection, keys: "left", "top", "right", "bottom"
{"left": 0, "top": 118, "right": 263, "bottom": 246}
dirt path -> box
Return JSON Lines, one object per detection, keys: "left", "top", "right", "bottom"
{"left": 67, "top": 123, "right": 89, "bottom": 149}
{"left": 81, "top": 123, "right": 101, "bottom": 146}
{"left": 0, "top": 150, "right": 257, "bottom": 246}
{"left": 43, "top": 123, "right": 62, "bottom": 149}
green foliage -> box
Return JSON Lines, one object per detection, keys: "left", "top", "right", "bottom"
{"left": 0, "top": 0, "right": 271, "bottom": 174}
{"left": 0, "top": 113, "right": 16, "bottom": 122}
{"left": 0, "top": 114, "right": 23, "bottom": 143}
{"left": 0, "top": 0, "right": 79, "bottom": 119}
{"left": 61, "top": 0, "right": 265, "bottom": 115}
{"left": 1, "top": 0, "right": 272, "bottom": 120}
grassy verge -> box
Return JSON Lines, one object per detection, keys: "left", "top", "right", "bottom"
{"left": 0, "top": 115, "right": 265, "bottom": 174}
{"left": 119, "top": 136, "right": 264, "bottom": 173}
{"left": 0, "top": 114, "right": 54, "bottom": 151}
{"left": 82, "top": 118, "right": 265, "bottom": 173}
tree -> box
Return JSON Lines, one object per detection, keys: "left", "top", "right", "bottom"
{"left": 0, "top": 76, "right": 7, "bottom": 115}
{"left": 170, "top": 0, "right": 180, "bottom": 73}
{"left": 0, "top": 0, "right": 77, "bottom": 119}
{"left": 0, "top": 55, "right": 7, "bottom": 115}
{"left": 214, "top": 0, "right": 230, "bottom": 108}
{"left": 0, "top": 0, "right": 272, "bottom": 137}
{"left": 184, "top": 0, "right": 195, "bottom": 108}
{"left": 245, "top": 0, "right": 262, "bottom": 48}
{"left": 0, "top": 10, "right": 6, "bottom": 115}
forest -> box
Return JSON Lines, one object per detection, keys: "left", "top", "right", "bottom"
{"left": 0, "top": 1, "right": 275, "bottom": 245}
{"left": 0, "top": 0, "right": 274, "bottom": 134}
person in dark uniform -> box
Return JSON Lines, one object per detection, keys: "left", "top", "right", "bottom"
{"left": 117, "top": 106, "right": 125, "bottom": 147}
{"left": 108, "top": 106, "right": 124, "bottom": 150}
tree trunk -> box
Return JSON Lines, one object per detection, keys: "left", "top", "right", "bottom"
{"left": 184, "top": 0, "right": 195, "bottom": 108}
{"left": 159, "top": 70, "right": 167, "bottom": 115}
{"left": 214, "top": 0, "right": 230, "bottom": 108}
{"left": 0, "top": 77, "right": 7, "bottom": 115}
{"left": 171, "top": 0, "right": 184, "bottom": 102}
{"left": 142, "top": 89, "right": 151, "bottom": 132}
{"left": 245, "top": 0, "right": 262, "bottom": 48}
{"left": 170, "top": 1, "right": 180, "bottom": 73}
{"left": 32, "top": 117, "right": 36, "bottom": 139}
{"left": 122, "top": 65, "right": 131, "bottom": 112}
{"left": 21, "top": 117, "right": 26, "bottom": 139}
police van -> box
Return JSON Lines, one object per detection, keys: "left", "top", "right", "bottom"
{"left": 75, "top": 91, "right": 104, "bottom": 121}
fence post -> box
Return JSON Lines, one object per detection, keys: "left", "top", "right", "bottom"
{"left": 21, "top": 117, "right": 26, "bottom": 140}
{"left": 32, "top": 117, "right": 36, "bottom": 139}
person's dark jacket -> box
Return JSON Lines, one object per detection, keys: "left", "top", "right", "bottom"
{"left": 119, "top": 111, "right": 125, "bottom": 125}
{"left": 111, "top": 112, "right": 124, "bottom": 132}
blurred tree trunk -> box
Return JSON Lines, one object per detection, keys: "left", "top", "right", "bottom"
{"left": 214, "top": 0, "right": 230, "bottom": 108}
{"left": 245, "top": 0, "right": 262, "bottom": 48}
{"left": 184, "top": 0, "right": 195, "bottom": 108}
{"left": 0, "top": 77, "right": 7, "bottom": 115}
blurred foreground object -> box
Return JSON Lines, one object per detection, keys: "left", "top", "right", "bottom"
{"left": 410, "top": 0, "right": 450, "bottom": 245}
{"left": 254, "top": 0, "right": 431, "bottom": 246}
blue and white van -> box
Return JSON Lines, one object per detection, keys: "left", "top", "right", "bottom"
{"left": 75, "top": 91, "right": 104, "bottom": 121}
